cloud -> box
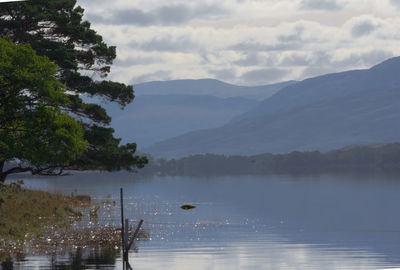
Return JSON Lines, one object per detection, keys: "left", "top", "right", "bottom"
{"left": 210, "top": 68, "right": 237, "bottom": 81}
{"left": 240, "top": 68, "right": 291, "bottom": 85}
{"left": 280, "top": 53, "right": 312, "bottom": 66}
{"left": 389, "top": 0, "right": 400, "bottom": 9}
{"left": 277, "top": 25, "right": 305, "bottom": 42}
{"left": 332, "top": 49, "right": 394, "bottom": 68}
{"left": 230, "top": 41, "right": 302, "bottom": 52}
{"left": 87, "top": 4, "right": 228, "bottom": 26}
{"left": 299, "top": 0, "right": 344, "bottom": 10}
{"left": 230, "top": 23, "right": 311, "bottom": 54}
{"left": 234, "top": 53, "right": 264, "bottom": 66}
{"left": 301, "top": 49, "right": 394, "bottom": 78}
{"left": 114, "top": 56, "right": 159, "bottom": 67}
{"left": 129, "top": 36, "right": 200, "bottom": 53}
{"left": 131, "top": 70, "right": 172, "bottom": 84}
{"left": 78, "top": 0, "right": 400, "bottom": 86}
{"left": 348, "top": 16, "right": 381, "bottom": 37}
{"left": 234, "top": 52, "right": 277, "bottom": 67}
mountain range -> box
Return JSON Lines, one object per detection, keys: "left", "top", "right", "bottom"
{"left": 104, "top": 80, "right": 293, "bottom": 147}
{"left": 144, "top": 57, "right": 400, "bottom": 158}
{"left": 133, "top": 79, "right": 296, "bottom": 100}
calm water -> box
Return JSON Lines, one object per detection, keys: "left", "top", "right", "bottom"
{"left": 3, "top": 172, "right": 400, "bottom": 269}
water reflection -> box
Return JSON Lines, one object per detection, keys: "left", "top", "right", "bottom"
{"left": 132, "top": 240, "right": 395, "bottom": 270}
{"left": 3, "top": 172, "right": 400, "bottom": 269}
{"left": 2, "top": 246, "right": 119, "bottom": 270}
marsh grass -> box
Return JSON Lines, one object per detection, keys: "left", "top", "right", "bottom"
{"left": 0, "top": 181, "right": 90, "bottom": 238}
{"left": 0, "top": 181, "right": 149, "bottom": 262}
{"left": 0, "top": 181, "right": 92, "bottom": 260}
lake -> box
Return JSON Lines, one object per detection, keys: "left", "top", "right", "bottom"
{"left": 3, "top": 172, "right": 400, "bottom": 269}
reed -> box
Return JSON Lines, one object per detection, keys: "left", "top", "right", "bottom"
{"left": 0, "top": 181, "right": 149, "bottom": 262}
{"left": 0, "top": 181, "right": 91, "bottom": 260}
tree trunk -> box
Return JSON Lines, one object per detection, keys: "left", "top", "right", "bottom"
{"left": 0, "top": 160, "right": 6, "bottom": 183}
{"left": 0, "top": 173, "right": 7, "bottom": 183}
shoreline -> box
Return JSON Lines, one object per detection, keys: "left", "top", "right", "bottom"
{"left": 0, "top": 181, "right": 107, "bottom": 260}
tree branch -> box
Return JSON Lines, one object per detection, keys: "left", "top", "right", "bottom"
{"left": 3, "top": 165, "right": 69, "bottom": 177}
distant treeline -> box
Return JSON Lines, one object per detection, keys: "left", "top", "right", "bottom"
{"left": 142, "top": 143, "right": 400, "bottom": 176}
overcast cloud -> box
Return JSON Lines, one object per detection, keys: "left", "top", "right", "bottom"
{"left": 299, "top": 0, "right": 344, "bottom": 10}
{"left": 87, "top": 4, "right": 229, "bottom": 26}
{"left": 78, "top": 0, "right": 400, "bottom": 86}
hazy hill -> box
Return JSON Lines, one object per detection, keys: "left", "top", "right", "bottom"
{"left": 134, "top": 79, "right": 296, "bottom": 100}
{"left": 107, "top": 94, "right": 258, "bottom": 147}
{"left": 144, "top": 57, "right": 400, "bottom": 158}
{"left": 102, "top": 79, "right": 294, "bottom": 147}
{"left": 234, "top": 57, "right": 400, "bottom": 122}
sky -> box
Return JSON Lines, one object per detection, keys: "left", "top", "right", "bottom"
{"left": 78, "top": 0, "right": 400, "bottom": 86}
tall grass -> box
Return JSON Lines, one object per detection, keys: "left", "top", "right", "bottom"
{"left": 0, "top": 181, "right": 91, "bottom": 260}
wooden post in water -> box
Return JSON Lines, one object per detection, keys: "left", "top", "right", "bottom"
{"left": 120, "top": 188, "right": 144, "bottom": 270}
{"left": 124, "top": 219, "right": 143, "bottom": 270}
{"left": 127, "top": 219, "right": 144, "bottom": 251}
{"left": 125, "top": 219, "right": 129, "bottom": 250}
{"left": 120, "top": 188, "right": 126, "bottom": 270}
{"left": 125, "top": 219, "right": 130, "bottom": 270}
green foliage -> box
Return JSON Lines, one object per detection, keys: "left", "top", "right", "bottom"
{"left": 0, "top": 0, "right": 133, "bottom": 115}
{"left": 18, "top": 106, "right": 87, "bottom": 165}
{"left": 0, "top": 0, "right": 147, "bottom": 179}
{"left": 71, "top": 125, "right": 147, "bottom": 171}
{"left": 0, "top": 38, "right": 87, "bottom": 179}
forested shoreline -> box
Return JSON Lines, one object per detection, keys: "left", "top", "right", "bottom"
{"left": 142, "top": 143, "right": 400, "bottom": 176}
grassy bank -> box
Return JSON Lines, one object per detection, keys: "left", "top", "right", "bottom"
{"left": 0, "top": 181, "right": 149, "bottom": 262}
{"left": 0, "top": 181, "right": 93, "bottom": 259}
{"left": 0, "top": 181, "right": 90, "bottom": 238}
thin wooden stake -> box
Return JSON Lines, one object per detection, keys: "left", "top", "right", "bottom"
{"left": 124, "top": 218, "right": 130, "bottom": 268}
{"left": 120, "top": 188, "right": 126, "bottom": 270}
{"left": 120, "top": 188, "right": 144, "bottom": 269}
{"left": 127, "top": 219, "right": 144, "bottom": 251}
{"left": 125, "top": 219, "right": 129, "bottom": 250}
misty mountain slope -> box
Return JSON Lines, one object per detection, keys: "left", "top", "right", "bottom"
{"left": 107, "top": 94, "right": 258, "bottom": 147}
{"left": 233, "top": 57, "right": 400, "bottom": 122}
{"left": 134, "top": 79, "right": 296, "bottom": 100}
{"left": 99, "top": 78, "right": 295, "bottom": 148}
{"left": 144, "top": 57, "right": 400, "bottom": 158}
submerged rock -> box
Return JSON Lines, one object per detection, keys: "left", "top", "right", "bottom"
{"left": 180, "top": 204, "right": 196, "bottom": 210}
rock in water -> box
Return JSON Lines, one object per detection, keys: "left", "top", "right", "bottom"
{"left": 180, "top": 204, "right": 196, "bottom": 210}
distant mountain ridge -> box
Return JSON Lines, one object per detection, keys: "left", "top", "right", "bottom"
{"left": 102, "top": 79, "right": 293, "bottom": 147}
{"left": 144, "top": 57, "right": 400, "bottom": 158}
{"left": 134, "top": 79, "right": 296, "bottom": 101}
{"left": 109, "top": 94, "right": 258, "bottom": 147}
{"left": 233, "top": 57, "right": 400, "bottom": 122}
